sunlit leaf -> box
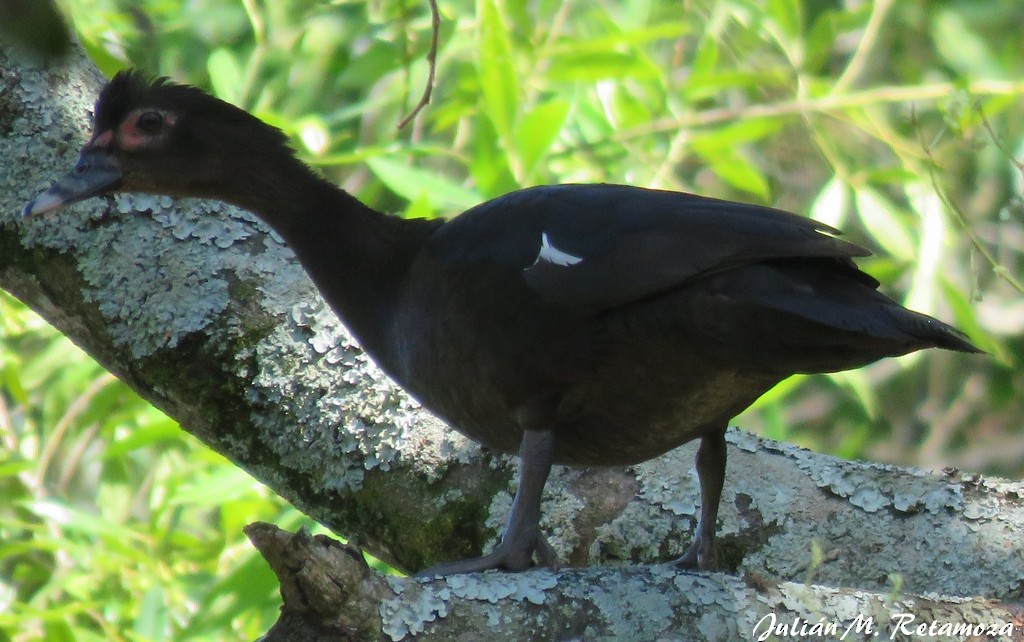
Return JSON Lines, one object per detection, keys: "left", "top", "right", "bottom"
{"left": 170, "top": 467, "right": 258, "bottom": 506}
{"left": 516, "top": 99, "right": 570, "bottom": 180}
{"left": 297, "top": 116, "right": 330, "bottom": 156}
{"left": 546, "top": 51, "right": 661, "bottom": 81}
{"left": 767, "top": 0, "right": 802, "bottom": 40}
{"left": 742, "top": 375, "right": 808, "bottom": 410}
{"left": 103, "top": 417, "right": 182, "bottom": 459}
{"left": 765, "top": 0, "right": 803, "bottom": 64}
{"left": 206, "top": 48, "right": 243, "bottom": 105}
{"left": 404, "top": 192, "right": 436, "bottom": 220}
{"left": 694, "top": 146, "right": 772, "bottom": 201}
{"left": 690, "top": 118, "right": 783, "bottom": 150}
{"left": 932, "top": 10, "right": 1003, "bottom": 79}
{"left": 28, "top": 500, "right": 144, "bottom": 540}
{"left": 1, "top": 358, "right": 27, "bottom": 405}
{"left": 0, "top": 459, "right": 33, "bottom": 478}
{"left": 939, "top": 278, "right": 1007, "bottom": 363}
{"left": 180, "top": 551, "right": 279, "bottom": 637}
{"left": 853, "top": 187, "right": 916, "bottom": 260}
{"left": 134, "top": 586, "right": 170, "bottom": 642}
{"left": 828, "top": 370, "right": 877, "bottom": 419}
{"left": 804, "top": 8, "right": 837, "bottom": 72}
{"left": 477, "top": 0, "right": 518, "bottom": 141}
{"left": 366, "top": 155, "right": 482, "bottom": 211}
{"left": 809, "top": 176, "right": 848, "bottom": 229}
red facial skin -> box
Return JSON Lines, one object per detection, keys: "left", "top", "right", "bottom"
{"left": 88, "top": 109, "right": 177, "bottom": 152}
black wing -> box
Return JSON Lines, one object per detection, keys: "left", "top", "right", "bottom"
{"left": 428, "top": 183, "right": 870, "bottom": 310}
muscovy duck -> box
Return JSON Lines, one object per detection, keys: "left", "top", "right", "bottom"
{"left": 24, "top": 71, "right": 980, "bottom": 574}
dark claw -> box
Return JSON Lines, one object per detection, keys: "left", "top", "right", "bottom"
{"left": 417, "top": 533, "right": 559, "bottom": 577}
{"left": 417, "top": 428, "right": 560, "bottom": 577}
{"left": 674, "top": 534, "right": 717, "bottom": 570}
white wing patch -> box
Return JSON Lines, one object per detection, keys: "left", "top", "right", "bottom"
{"left": 533, "top": 232, "right": 584, "bottom": 267}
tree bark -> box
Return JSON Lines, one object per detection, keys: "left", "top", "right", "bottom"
{"left": 2, "top": 45, "right": 1022, "bottom": 641}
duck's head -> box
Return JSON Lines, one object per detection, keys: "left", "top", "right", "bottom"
{"left": 25, "top": 70, "right": 292, "bottom": 216}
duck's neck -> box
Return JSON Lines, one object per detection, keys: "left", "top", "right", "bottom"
{"left": 225, "top": 156, "right": 440, "bottom": 357}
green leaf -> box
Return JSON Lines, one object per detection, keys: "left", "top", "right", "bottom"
{"left": 1, "top": 358, "right": 27, "bottom": 405}
{"left": 690, "top": 33, "right": 719, "bottom": 79}
{"left": 939, "top": 279, "right": 1006, "bottom": 363}
{"left": 180, "top": 551, "right": 279, "bottom": 636}
{"left": 687, "top": 67, "right": 791, "bottom": 99}
{"left": 545, "top": 51, "right": 660, "bottom": 81}
{"left": 44, "top": 620, "right": 78, "bottom": 642}
{"left": 809, "top": 176, "right": 848, "bottom": 229}
{"left": 828, "top": 370, "right": 877, "bottom": 419}
{"left": 516, "top": 99, "right": 570, "bottom": 181}
{"left": 103, "top": 418, "right": 182, "bottom": 459}
{"left": 477, "top": 0, "right": 518, "bottom": 141}
{"left": 932, "top": 10, "right": 1003, "bottom": 79}
{"left": 337, "top": 41, "right": 402, "bottom": 89}
{"left": 469, "top": 116, "right": 518, "bottom": 196}
{"left": 742, "top": 374, "right": 807, "bottom": 409}
{"left": 170, "top": 467, "right": 257, "bottom": 506}
{"left": 405, "top": 192, "right": 437, "bottom": 220}
{"left": 134, "top": 586, "right": 169, "bottom": 641}
{"left": 206, "top": 48, "right": 243, "bottom": 104}
{"left": 767, "top": 0, "right": 802, "bottom": 40}
{"left": 690, "top": 118, "right": 783, "bottom": 150}
{"left": 804, "top": 7, "right": 837, "bottom": 72}
{"left": 366, "top": 156, "right": 482, "bottom": 212}
{"left": 0, "top": 459, "right": 33, "bottom": 478}
{"left": 609, "top": 83, "right": 657, "bottom": 129}
{"left": 27, "top": 500, "right": 145, "bottom": 541}
{"left": 853, "top": 187, "right": 916, "bottom": 260}
{"left": 694, "top": 147, "right": 771, "bottom": 201}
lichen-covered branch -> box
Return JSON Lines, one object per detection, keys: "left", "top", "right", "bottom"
{"left": 248, "top": 523, "right": 1024, "bottom": 642}
{"left": 2, "top": 44, "right": 1024, "bottom": 640}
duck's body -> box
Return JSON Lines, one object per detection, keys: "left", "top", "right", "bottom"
{"left": 25, "top": 72, "right": 980, "bottom": 574}
{"left": 391, "top": 183, "right": 972, "bottom": 466}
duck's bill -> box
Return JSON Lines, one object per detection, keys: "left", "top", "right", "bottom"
{"left": 23, "top": 149, "right": 122, "bottom": 216}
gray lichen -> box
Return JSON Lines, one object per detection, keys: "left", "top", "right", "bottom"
{"left": 380, "top": 582, "right": 449, "bottom": 641}
{"left": 379, "top": 571, "right": 558, "bottom": 641}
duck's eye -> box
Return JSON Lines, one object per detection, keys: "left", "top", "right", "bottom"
{"left": 136, "top": 111, "right": 165, "bottom": 133}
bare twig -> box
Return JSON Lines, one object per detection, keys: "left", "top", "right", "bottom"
{"left": 397, "top": 0, "right": 441, "bottom": 130}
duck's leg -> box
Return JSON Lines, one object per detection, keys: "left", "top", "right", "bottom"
{"left": 674, "top": 425, "right": 726, "bottom": 570}
{"left": 419, "top": 427, "right": 557, "bottom": 576}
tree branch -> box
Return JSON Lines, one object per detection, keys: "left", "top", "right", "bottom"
{"left": 248, "top": 523, "right": 1024, "bottom": 642}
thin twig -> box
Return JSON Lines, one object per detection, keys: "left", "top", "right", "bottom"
{"left": 616, "top": 79, "right": 1024, "bottom": 141}
{"left": 911, "top": 105, "right": 1024, "bottom": 294}
{"left": 397, "top": 0, "right": 441, "bottom": 130}
{"left": 241, "top": 0, "right": 265, "bottom": 46}
{"left": 35, "top": 371, "right": 117, "bottom": 490}
{"left": 831, "top": 0, "right": 895, "bottom": 95}
{"left": 975, "top": 101, "right": 1024, "bottom": 184}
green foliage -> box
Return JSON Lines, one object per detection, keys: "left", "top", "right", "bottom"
{"left": 0, "top": 290, "right": 302, "bottom": 639}
{"left": 3, "top": 0, "right": 1023, "bottom": 638}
